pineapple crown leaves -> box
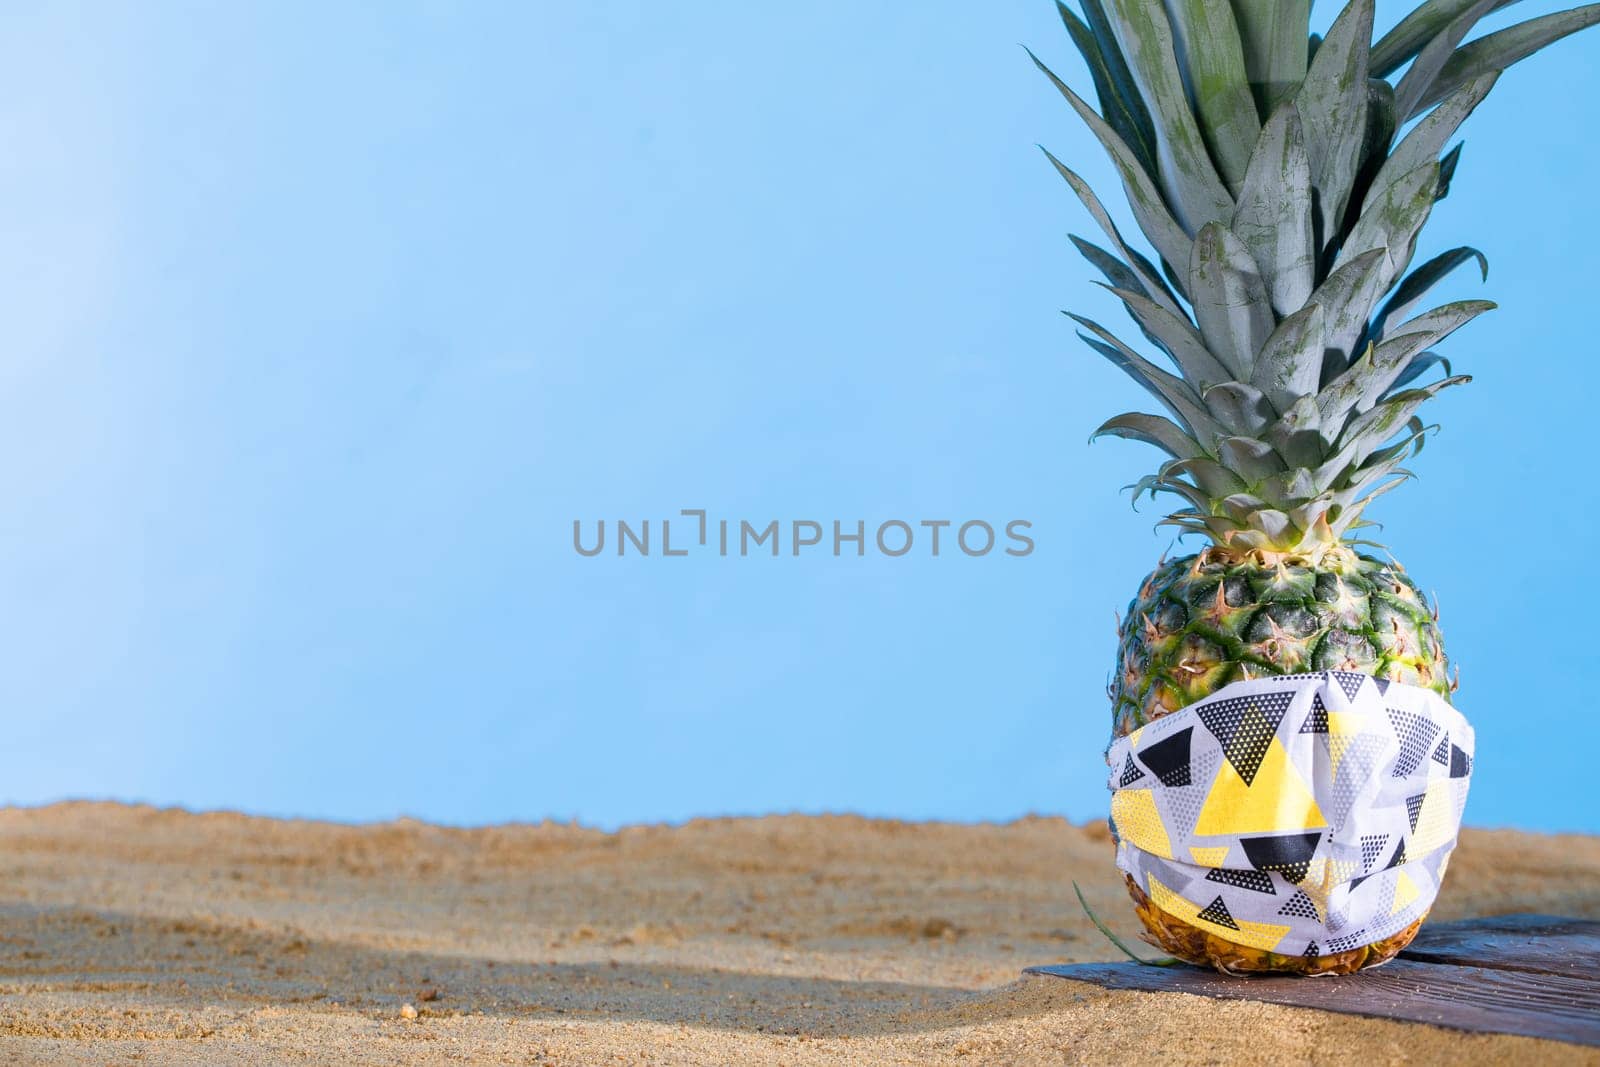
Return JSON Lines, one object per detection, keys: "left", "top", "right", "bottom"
{"left": 1038, "top": 0, "right": 1600, "bottom": 557}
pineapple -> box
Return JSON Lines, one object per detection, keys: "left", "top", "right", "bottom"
{"left": 1035, "top": 0, "right": 1600, "bottom": 974}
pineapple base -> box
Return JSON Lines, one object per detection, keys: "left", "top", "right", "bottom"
{"left": 1123, "top": 873, "right": 1424, "bottom": 976}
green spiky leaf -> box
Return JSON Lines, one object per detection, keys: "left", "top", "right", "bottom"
{"left": 1370, "top": 0, "right": 1521, "bottom": 78}
{"left": 1414, "top": 4, "right": 1600, "bottom": 116}
{"left": 1229, "top": 0, "right": 1311, "bottom": 113}
{"left": 1375, "top": 247, "right": 1490, "bottom": 335}
{"left": 1386, "top": 351, "right": 1453, "bottom": 394}
{"left": 1251, "top": 302, "right": 1326, "bottom": 412}
{"left": 1072, "top": 314, "right": 1225, "bottom": 441}
{"left": 1104, "top": 0, "right": 1236, "bottom": 231}
{"left": 1189, "top": 222, "right": 1272, "bottom": 380}
{"left": 1364, "top": 74, "right": 1498, "bottom": 217}
{"left": 1294, "top": 0, "right": 1374, "bottom": 248}
{"left": 1393, "top": 0, "right": 1501, "bottom": 120}
{"left": 1057, "top": 1, "right": 1160, "bottom": 178}
{"left": 1202, "top": 379, "right": 1276, "bottom": 435}
{"left": 1046, "top": 151, "right": 1188, "bottom": 316}
{"left": 1170, "top": 0, "right": 1262, "bottom": 192}
{"left": 1099, "top": 284, "right": 1233, "bottom": 385}
{"left": 1092, "top": 412, "right": 1208, "bottom": 459}
{"left": 1232, "top": 102, "right": 1315, "bottom": 315}
{"left": 1335, "top": 162, "right": 1441, "bottom": 300}
{"left": 1304, "top": 247, "right": 1389, "bottom": 378}
{"left": 1032, "top": 58, "right": 1196, "bottom": 273}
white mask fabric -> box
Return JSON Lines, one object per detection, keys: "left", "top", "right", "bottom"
{"left": 1106, "top": 670, "right": 1474, "bottom": 961}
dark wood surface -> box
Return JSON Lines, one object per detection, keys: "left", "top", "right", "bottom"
{"left": 1026, "top": 915, "right": 1600, "bottom": 1047}
{"left": 1399, "top": 912, "right": 1600, "bottom": 977}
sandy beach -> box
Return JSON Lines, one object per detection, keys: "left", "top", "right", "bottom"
{"left": 0, "top": 803, "right": 1595, "bottom": 1065}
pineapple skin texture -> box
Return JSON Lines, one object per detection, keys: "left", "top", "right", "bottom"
{"left": 1111, "top": 547, "right": 1450, "bottom": 974}
{"left": 1112, "top": 548, "right": 1450, "bottom": 737}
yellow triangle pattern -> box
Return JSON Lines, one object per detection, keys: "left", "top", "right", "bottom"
{"left": 1326, "top": 711, "right": 1367, "bottom": 778}
{"left": 1230, "top": 917, "right": 1294, "bottom": 954}
{"left": 1147, "top": 874, "right": 1290, "bottom": 953}
{"left": 1411, "top": 779, "right": 1458, "bottom": 856}
{"left": 1189, "top": 845, "right": 1229, "bottom": 868}
{"left": 1298, "top": 857, "right": 1332, "bottom": 919}
{"left": 1391, "top": 869, "right": 1421, "bottom": 915}
{"left": 1146, "top": 872, "right": 1188, "bottom": 917}
{"left": 1111, "top": 788, "right": 1171, "bottom": 859}
{"left": 1328, "top": 735, "right": 1352, "bottom": 779}
{"left": 1193, "top": 736, "right": 1328, "bottom": 836}
{"left": 1127, "top": 725, "right": 1147, "bottom": 749}
{"left": 1327, "top": 710, "right": 1365, "bottom": 735}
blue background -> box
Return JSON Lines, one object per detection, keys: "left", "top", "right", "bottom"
{"left": 2, "top": 2, "right": 1595, "bottom": 832}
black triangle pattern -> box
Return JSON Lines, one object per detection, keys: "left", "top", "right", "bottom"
{"left": 1360, "top": 834, "right": 1389, "bottom": 872}
{"left": 1384, "top": 839, "right": 1407, "bottom": 870}
{"left": 1138, "top": 727, "right": 1193, "bottom": 788}
{"left": 1205, "top": 867, "right": 1276, "bottom": 895}
{"left": 1431, "top": 734, "right": 1451, "bottom": 766}
{"left": 1299, "top": 693, "right": 1329, "bottom": 734}
{"left": 1161, "top": 747, "right": 1218, "bottom": 835}
{"left": 1406, "top": 793, "right": 1426, "bottom": 832}
{"left": 1304, "top": 940, "right": 1319, "bottom": 959}
{"left": 1196, "top": 693, "right": 1292, "bottom": 785}
{"left": 1196, "top": 895, "right": 1240, "bottom": 930}
{"left": 1277, "top": 889, "right": 1320, "bottom": 920}
{"left": 1331, "top": 671, "right": 1368, "bottom": 702}
{"left": 1327, "top": 929, "right": 1370, "bottom": 953}
{"left": 1450, "top": 744, "right": 1472, "bottom": 779}
{"left": 1388, "top": 707, "right": 1440, "bottom": 778}
{"left": 1119, "top": 754, "right": 1145, "bottom": 787}
{"left": 1373, "top": 677, "right": 1391, "bottom": 695}
{"left": 1241, "top": 832, "right": 1321, "bottom": 885}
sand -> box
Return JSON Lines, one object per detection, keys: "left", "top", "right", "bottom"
{"left": 0, "top": 803, "right": 1596, "bottom": 1065}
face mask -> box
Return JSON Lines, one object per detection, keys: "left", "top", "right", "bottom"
{"left": 1106, "top": 670, "right": 1473, "bottom": 962}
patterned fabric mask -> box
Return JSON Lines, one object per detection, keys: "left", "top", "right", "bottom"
{"left": 1105, "top": 670, "right": 1474, "bottom": 960}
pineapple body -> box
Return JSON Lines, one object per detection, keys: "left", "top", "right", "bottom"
{"left": 1112, "top": 546, "right": 1449, "bottom": 737}
{"left": 1110, "top": 545, "right": 1449, "bottom": 974}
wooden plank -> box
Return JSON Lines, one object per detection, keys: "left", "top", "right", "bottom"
{"left": 1399, "top": 913, "right": 1600, "bottom": 978}
{"left": 1026, "top": 958, "right": 1600, "bottom": 1046}
{"left": 1028, "top": 914, "right": 1600, "bottom": 1045}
